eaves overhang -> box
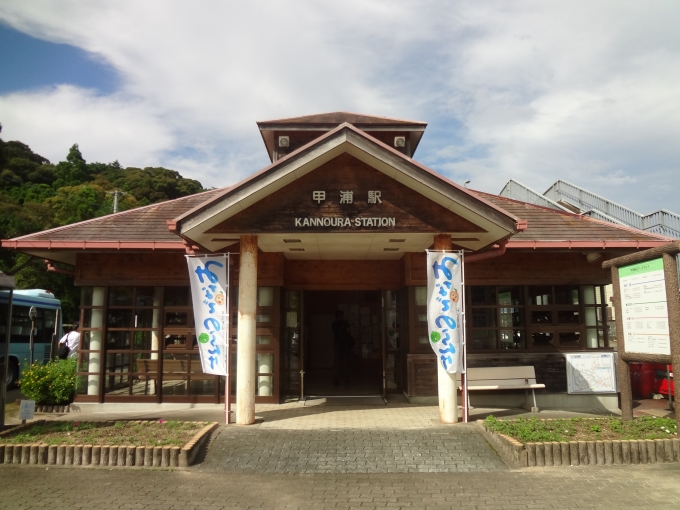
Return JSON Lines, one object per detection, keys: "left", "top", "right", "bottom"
{"left": 505, "top": 240, "right": 670, "bottom": 250}
{"left": 0, "top": 240, "right": 186, "bottom": 266}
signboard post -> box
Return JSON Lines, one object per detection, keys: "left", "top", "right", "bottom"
{"left": 186, "top": 254, "right": 231, "bottom": 424}
{"left": 426, "top": 248, "right": 467, "bottom": 422}
{"left": 603, "top": 242, "right": 680, "bottom": 431}
{"left": 19, "top": 400, "right": 35, "bottom": 424}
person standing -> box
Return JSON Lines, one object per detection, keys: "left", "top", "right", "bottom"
{"left": 58, "top": 322, "right": 80, "bottom": 359}
{"left": 332, "top": 310, "right": 353, "bottom": 385}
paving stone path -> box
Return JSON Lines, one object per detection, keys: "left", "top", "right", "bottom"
{"left": 2, "top": 463, "right": 680, "bottom": 509}
{"left": 198, "top": 423, "right": 507, "bottom": 473}
{"left": 4, "top": 403, "right": 680, "bottom": 508}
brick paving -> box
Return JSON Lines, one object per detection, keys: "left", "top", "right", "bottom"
{"left": 1, "top": 464, "right": 680, "bottom": 509}
{"left": 199, "top": 424, "right": 507, "bottom": 473}
{"left": 3, "top": 399, "right": 680, "bottom": 508}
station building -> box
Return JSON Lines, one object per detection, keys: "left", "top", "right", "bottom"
{"left": 2, "top": 113, "right": 671, "bottom": 414}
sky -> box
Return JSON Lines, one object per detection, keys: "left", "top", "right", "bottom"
{"left": 0, "top": 1, "right": 679, "bottom": 215}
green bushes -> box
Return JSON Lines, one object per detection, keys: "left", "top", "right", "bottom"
{"left": 19, "top": 358, "right": 77, "bottom": 405}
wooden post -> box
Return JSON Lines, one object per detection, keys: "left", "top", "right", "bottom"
{"left": 236, "top": 235, "right": 258, "bottom": 425}
{"left": 663, "top": 252, "right": 680, "bottom": 432}
{"left": 433, "top": 234, "right": 458, "bottom": 424}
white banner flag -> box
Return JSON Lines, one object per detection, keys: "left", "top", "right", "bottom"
{"left": 186, "top": 255, "right": 229, "bottom": 376}
{"left": 426, "top": 251, "right": 464, "bottom": 373}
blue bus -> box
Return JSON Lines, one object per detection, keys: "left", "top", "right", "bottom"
{"left": 0, "top": 289, "right": 62, "bottom": 387}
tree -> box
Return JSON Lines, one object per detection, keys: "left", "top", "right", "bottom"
{"left": 0, "top": 136, "right": 205, "bottom": 321}
{"left": 53, "top": 144, "right": 91, "bottom": 188}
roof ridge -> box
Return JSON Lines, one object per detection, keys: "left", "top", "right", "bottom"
{"left": 257, "top": 111, "right": 427, "bottom": 125}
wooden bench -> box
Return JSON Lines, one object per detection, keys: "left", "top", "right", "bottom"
{"left": 456, "top": 366, "right": 545, "bottom": 412}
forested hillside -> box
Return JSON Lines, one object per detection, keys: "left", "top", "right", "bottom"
{"left": 0, "top": 124, "right": 204, "bottom": 321}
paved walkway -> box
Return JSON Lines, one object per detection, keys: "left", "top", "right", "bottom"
{"left": 2, "top": 463, "right": 680, "bottom": 509}
{"left": 3, "top": 398, "right": 680, "bottom": 509}
{"left": 199, "top": 424, "right": 506, "bottom": 473}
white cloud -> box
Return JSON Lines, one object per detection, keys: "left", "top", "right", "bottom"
{"left": 0, "top": 85, "right": 173, "bottom": 167}
{"left": 0, "top": 1, "right": 679, "bottom": 212}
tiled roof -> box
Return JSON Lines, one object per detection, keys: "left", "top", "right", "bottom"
{"left": 257, "top": 111, "right": 426, "bottom": 127}
{"left": 5, "top": 185, "right": 670, "bottom": 246}
{"left": 474, "top": 191, "right": 671, "bottom": 242}
{"left": 10, "top": 188, "right": 226, "bottom": 243}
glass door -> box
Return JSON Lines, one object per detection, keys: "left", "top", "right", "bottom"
{"left": 382, "top": 289, "right": 404, "bottom": 397}
{"left": 282, "top": 290, "right": 303, "bottom": 399}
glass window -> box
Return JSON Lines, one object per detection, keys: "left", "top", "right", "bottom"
{"left": 471, "top": 329, "right": 496, "bottom": 350}
{"left": 499, "top": 308, "right": 524, "bottom": 327}
{"left": 500, "top": 330, "right": 525, "bottom": 350}
{"left": 256, "top": 336, "right": 271, "bottom": 345}
{"left": 529, "top": 286, "right": 551, "bottom": 306}
{"left": 558, "top": 332, "right": 581, "bottom": 348}
{"left": 531, "top": 331, "right": 554, "bottom": 347}
{"left": 471, "top": 286, "right": 495, "bottom": 306}
{"left": 109, "top": 287, "right": 134, "bottom": 307}
{"left": 135, "top": 287, "right": 157, "bottom": 306}
{"left": 497, "top": 286, "right": 523, "bottom": 305}
{"left": 555, "top": 286, "right": 579, "bottom": 305}
{"left": 414, "top": 287, "right": 427, "bottom": 306}
{"left": 558, "top": 311, "right": 580, "bottom": 325}
{"left": 165, "top": 311, "right": 189, "bottom": 327}
{"left": 257, "top": 287, "right": 275, "bottom": 307}
{"left": 531, "top": 311, "right": 552, "bottom": 325}
{"left": 164, "top": 287, "right": 190, "bottom": 307}
{"left": 471, "top": 308, "right": 495, "bottom": 328}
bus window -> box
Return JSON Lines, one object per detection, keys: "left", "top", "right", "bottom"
{"left": 0, "top": 289, "right": 62, "bottom": 386}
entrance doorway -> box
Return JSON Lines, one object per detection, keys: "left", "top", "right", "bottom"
{"left": 304, "top": 290, "right": 383, "bottom": 396}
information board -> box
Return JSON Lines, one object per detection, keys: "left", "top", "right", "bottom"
{"left": 19, "top": 400, "right": 35, "bottom": 421}
{"left": 566, "top": 353, "right": 617, "bottom": 394}
{"left": 619, "top": 258, "right": 671, "bottom": 355}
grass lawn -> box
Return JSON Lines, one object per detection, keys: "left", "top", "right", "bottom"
{"left": 484, "top": 415, "right": 678, "bottom": 444}
{"left": 3, "top": 400, "right": 19, "bottom": 420}
{"left": 0, "top": 420, "right": 204, "bottom": 447}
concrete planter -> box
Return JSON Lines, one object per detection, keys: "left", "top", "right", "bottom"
{"left": 476, "top": 420, "right": 680, "bottom": 468}
{"left": 0, "top": 421, "right": 218, "bottom": 468}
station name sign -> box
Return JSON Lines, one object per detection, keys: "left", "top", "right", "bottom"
{"left": 294, "top": 216, "right": 396, "bottom": 228}
{"left": 294, "top": 188, "right": 395, "bottom": 228}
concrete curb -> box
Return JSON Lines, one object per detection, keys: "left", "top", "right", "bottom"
{"left": 35, "top": 404, "right": 70, "bottom": 413}
{"left": 476, "top": 420, "right": 680, "bottom": 468}
{"left": 0, "top": 421, "right": 218, "bottom": 468}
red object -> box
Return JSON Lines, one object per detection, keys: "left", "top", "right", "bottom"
{"left": 652, "top": 364, "right": 674, "bottom": 397}
{"left": 630, "top": 363, "right": 655, "bottom": 398}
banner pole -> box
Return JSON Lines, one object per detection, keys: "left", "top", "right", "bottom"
{"left": 225, "top": 253, "right": 231, "bottom": 424}
{"left": 426, "top": 247, "right": 466, "bottom": 424}
{"left": 461, "top": 250, "right": 468, "bottom": 423}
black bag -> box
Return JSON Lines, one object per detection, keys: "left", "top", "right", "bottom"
{"left": 57, "top": 343, "right": 70, "bottom": 360}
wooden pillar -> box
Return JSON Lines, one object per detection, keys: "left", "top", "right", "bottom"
{"left": 663, "top": 253, "right": 680, "bottom": 432}
{"left": 611, "top": 267, "right": 634, "bottom": 421}
{"left": 236, "top": 234, "right": 258, "bottom": 425}
{"left": 433, "top": 233, "right": 458, "bottom": 424}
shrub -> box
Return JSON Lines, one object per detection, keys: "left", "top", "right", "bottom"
{"left": 19, "top": 358, "right": 77, "bottom": 405}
